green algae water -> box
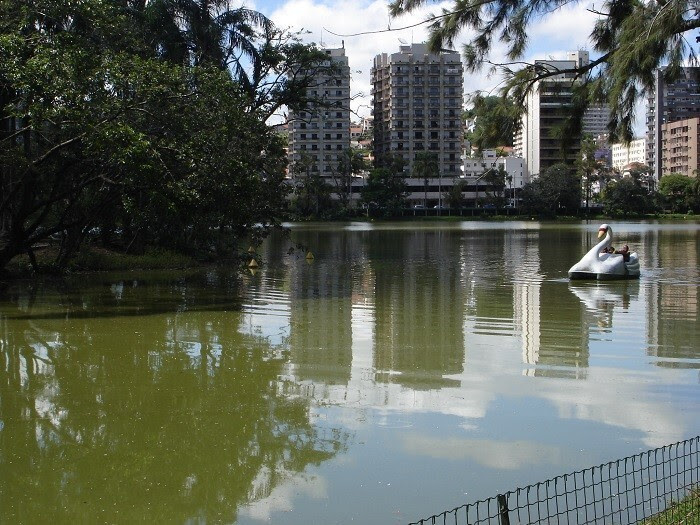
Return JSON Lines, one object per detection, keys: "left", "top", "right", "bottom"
{"left": 1, "top": 221, "right": 699, "bottom": 523}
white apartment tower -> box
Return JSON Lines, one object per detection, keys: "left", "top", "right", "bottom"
{"left": 288, "top": 47, "right": 351, "bottom": 179}
{"left": 514, "top": 51, "right": 610, "bottom": 178}
{"left": 371, "top": 44, "right": 464, "bottom": 177}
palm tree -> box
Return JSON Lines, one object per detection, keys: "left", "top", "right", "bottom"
{"left": 139, "top": 0, "right": 273, "bottom": 75}
{"left": 413, "top": 152, "right": 439, "bottom": 207}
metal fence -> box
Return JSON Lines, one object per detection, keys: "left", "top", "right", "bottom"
{"left": 410, "top": 436, "right": 700, "bottom": 525}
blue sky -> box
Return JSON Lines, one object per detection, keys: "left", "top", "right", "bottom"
{"left": 247, "top": 0, "right": 647, "bottom": 135}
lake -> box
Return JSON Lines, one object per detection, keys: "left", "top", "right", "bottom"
{"left": 1, "top": 221, "right": 699, "bottom": 524}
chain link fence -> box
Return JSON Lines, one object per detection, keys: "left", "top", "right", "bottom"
{"left": 410, "top": 436, "right": 699, "bottom": 525}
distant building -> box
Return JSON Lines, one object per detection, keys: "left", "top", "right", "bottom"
{"left": 583, "top": 103, "right": 610, "bottom": 138}
{"left": 661, "top": 117, "right": 700, "bottom": 177}
{"left": 646, "top": 67, "right": 700, "bottom": 179}
{"left": 515, "top": 51, "right": 602, "bottom": 178}
{"left": 371, "top": 43, "right": 464, "bottom": 180}
{"left": 611, "top": 138, "right": 646, "bottom": 171}
{"left": 463, "top": 150, "right": 526, "bottom": 204}
{"left": 360, "top": 116, "right": 373, "bottom": 135}
{"left": 350, "top": 123, "right": 363, "bottom": 142}
{"left": 287, "top": 47, "right": 351, "bottom": 180}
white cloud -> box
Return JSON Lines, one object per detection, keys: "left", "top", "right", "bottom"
{"left": 402, "top": 436, "right": 567, "bottom": 470}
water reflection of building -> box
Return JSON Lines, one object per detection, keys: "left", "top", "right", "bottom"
{"left": 287, "top": 231, "right": 362, "bottom": 385}
{"left": 645, "top": 230, "right": 700, "bottom": 365}
{"left": 507, "top": 232, "right": 542, "bottom": 366}
{"left": 536, "top": 231, "right": 589, "bottom": 377}
{"left": 371, "top": 229, "right": 465, "bottom": 389}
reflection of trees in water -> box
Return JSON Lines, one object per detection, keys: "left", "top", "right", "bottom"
{"left": 0, "top": 279, "right": 349, "bottom": 523}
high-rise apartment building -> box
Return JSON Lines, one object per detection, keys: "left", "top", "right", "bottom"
{"left": 514, "top": 51, "right": 610, "bottom": 178}
{"left": 661, "top": 117, "right": 699, "bottom": 177}
{"left": 514, "top": 57, "right": 580, "bottom": 178}
{"left": 371, "top": 44, "right": 464, "bottom": 178}
{"left": 646, "top": 67, "right": 700, "bottom": 179}
{"left": 287, "top": 47, "right": 351, "bottom": 179}
{"left": 583, "top": 103, "right": 611, "bottom": 138}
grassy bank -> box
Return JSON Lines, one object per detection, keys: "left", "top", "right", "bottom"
{"left": 642, "top": 489, "right": 699, "bottom": 524}
{"left": 6, "top": 245, "right": 199, "bottom": 275}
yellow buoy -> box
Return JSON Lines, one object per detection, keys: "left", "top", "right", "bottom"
{"left": 248, "top": 246, "right": 256, "bottom": 253}
{"left": 248, "top": 258, "right": 259, "bottom": 268}
{"left": 305, "top": 251, "right": 314, "bottom": 260}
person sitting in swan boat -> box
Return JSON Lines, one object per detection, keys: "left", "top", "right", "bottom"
{"left": 615, "top": 244, "right": 630, "bottom": 262}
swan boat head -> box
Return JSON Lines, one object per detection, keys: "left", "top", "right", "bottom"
{"left": 568, "top": 224, "right": 640, "bottom": 280}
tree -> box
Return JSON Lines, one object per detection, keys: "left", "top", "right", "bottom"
{"left": 0, "top": 0, "right": 288, "bottom": 271}
{"left": 576, "top": 135, "right": 613, "bottom": 214}
{"left": 519, "top": 164, "right": 581, "bottom": 217}
{"left": 601, "top": 178, "right": 656, "bottom": 217}
{"left": 444, "top": 180, "right": 467, "bottom": 210}
{"left": 482, "top": 165, "right": 508, "bottom": 207}
{"left": 390, "top": 0, "right": 699, "bottom": 143}
{"left": 361, "top": 165, "right": 408, "bottom": 216}
{"left": 135, "top": 0, "right": 273, "bottom": 71}
{"left": 464, "top": 94, "right": 518, "bottom": 151}
{"left": 289, "top": 154, "right": 334, "bottom": 218}
{"left": 330, "top": 148, "right": 367, "bottom": 211}
{"left": 658, "top": 173, "right": 697, "bottom": 213}
{"left": 412, "top": 152, "right": 439, "bottom": 206}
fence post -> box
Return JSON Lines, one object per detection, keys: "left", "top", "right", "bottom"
{"left": 497, "top": 494, "right": 511, "bottom": 525}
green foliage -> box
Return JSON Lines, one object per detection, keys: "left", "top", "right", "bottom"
{"left": 70, "top": 247, "right": 197, "bottom": 272}
{"left": 0, "top": 0, "right": 330, "bottom": 272}
{"left": 412, "top": 152, "right": 439, "bottom": 206}
{"left": 577, "top": 135, "right": 612, "bottom": 211}
{"left": 390, "top": 0, "right": 699, "bottom": 143}
{"left": 464, "top": 95, "right": 517, "bottom": 150}
{"left": 641, "top": 489, "right": 700, "bottom": 524}
{"left": 601, "top": 178, "right": 656, "bottom": 217}
{"left": 658, "top": 173, "right": 699, "bottom": 213}
{"left": 289, "top": 158, "right": 335, "bottom": 218}
{"left": 361, "top": 166, "right": 408, "bottom": 216}
{"left": 482, "top": 166, "right": 508, "bottom": 207}
{"left": 444, "top": 180, "right": 467, "bottom": 209}
{"left": 520, "top": 164, "right": 581, "bottom": 217}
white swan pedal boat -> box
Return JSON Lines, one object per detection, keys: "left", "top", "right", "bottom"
{"left": 568, "top": 224, "right": 640, "bottom": 280}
